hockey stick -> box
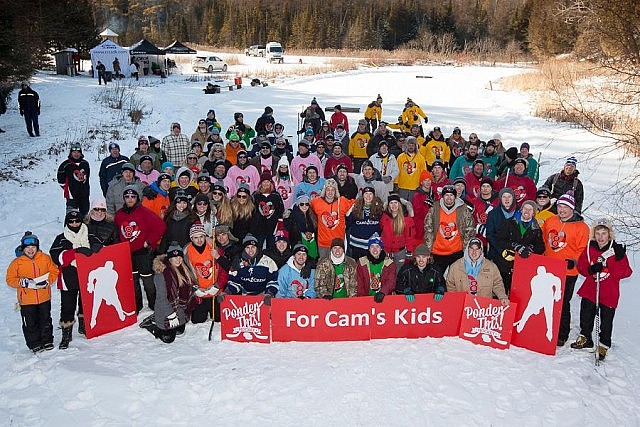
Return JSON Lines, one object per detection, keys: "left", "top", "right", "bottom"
{"left": 208, "top": 230, "right": 218, "bottom": 342}
{"left": 595, "top": 271, "right": 601, "bottom": 366}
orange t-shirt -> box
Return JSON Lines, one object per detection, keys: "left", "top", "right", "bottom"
{"left": 432, "top": 207, "right": 463, "bottom": 255}
{"left": 542, "top": 214, "right": 589, "bottom": 276}
{"left": 186, "top": 243, "right": 216, "bottom": 289}
{"left": 310, "top": 196, "right": 355, "bottom": 248}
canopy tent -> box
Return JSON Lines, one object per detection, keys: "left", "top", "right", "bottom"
{"left": 162, "top": 40, "right": 196, "bottom": 54}
{"left": 129, "top": 39, "right": 165, "bottom": 75}
{"left": 99, "top": 28, "right": 119, "bottom": 43}
{"left": 89, "top": 39, "right": 129, "bottom": 77}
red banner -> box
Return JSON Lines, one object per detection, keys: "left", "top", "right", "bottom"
{"left": 370, "top": 293, "right": 466, "bottom": 340}
{"left": 76, "top": 242, "right": 137, "bottom": 339}
{"left": 458, "top": 294, "right": 517, "bottom": 350}
{"left": 509, "top": 254, "right": 567, "bottom": 355}
{"left": 220, "top": 295, "right": 271, "bottom": 343}
{"left": 270, "top": 293, "right": 466, "bottom": 342}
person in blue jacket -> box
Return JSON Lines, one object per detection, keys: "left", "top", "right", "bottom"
{"left": 224, "top": 234, "right": 279, "bottom": 304}
{"left": 277, "top": 244, "right": 316, "bottom": 299}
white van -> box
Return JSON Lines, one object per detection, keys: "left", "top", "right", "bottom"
{"left": 265, "top": 42, "right": 284, "bottom": 63}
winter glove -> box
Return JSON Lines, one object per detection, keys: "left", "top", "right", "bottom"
{"left": 194, "top": 288, "right": 207, "bottom": 298}
{"left": 382, "top": 176, "right": 392, "bottom": 184}
{"left": 566, "top": 259, "right": 576, "bottom": 270}
{"left": 167, "top": 312, "right": 179, "bottom": 329}
{"left": 263, "top": 294, "right": 272, "bottom": 306}
{"left": 433, "top": 293, "right": 444, "bottom": 302}
{"left": 76, "top": 247, "right": 93, "bottom": 257}
{"left": 20, "top": 278, "right": 35, "bottom": 288}
{"left": 90, "top": 243, "right": 104, "bottom": 253}
{"left": 588, "top": 262, "right": 604, "bottom": 275}
{"left": 142, "top": 186, "right": 157, "bottom": 200}
{"left": 502, "top": 249, "right": 515, "bottom": 262}
{"left": 373, "top": 292, "right": 385, "bottom": 303}
{"left": 405, "top": 293, "right": 415, "bottom": 303}
{"left": 283, "top": 209, "right": 291, "bottom": 219}
{"left": 205, "top": 286, "right": 220, "bottom": 296}
{"left": 513, "top": 244, "right": 531, "bottom": 258}
{"left": 613, "top": 242, "right": 626, "bottom": 260}
{"left": 322, "top": 295, "right": 333, "bottom": 300}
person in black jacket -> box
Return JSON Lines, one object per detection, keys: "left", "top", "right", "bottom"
{"left": 49, "top": 210, "right": 97, "bottom": 349}
{"left": 263, "top": 231, "right": 293, "bottom": 269}
{"left": 396, "top": 244, "right": 446, "bottom": 302}
{"left": 252, "top": 172, "right": 284, "bottom": 249}
{"left": 57, "top": 143, "right": 91, "bottom": 217}
{"left": 493, "top": 200, "right": 545, "bottom": 293}
{"left": 85, "top": 198, "right": 118, "bottom": 251}
{"left": 98, "top": 142, "right": 130, "bottom": 196}
{"left": 158, "top": 190, "right": 197, "bottom": 254}
{"left": 18, "top": 81, "right": 40, "bottom": 137}
{"left": 255, "top": 106, "right": 275, "bottom": 135}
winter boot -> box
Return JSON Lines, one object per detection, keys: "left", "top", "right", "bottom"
{"left": 59, "top": 321, "right": 74, "bottom": 350}
{"left": 139, "top": 314, "right": 155, "bottom": 330}
{"left": 598, "top": 344, "right": 609, "bottom": 361}
{"left": 77, "top": 315, "right": 86, "bottom": 336}
{"left": 32, "top": 345, "right": 45, "bottom": 354}
{"left": 43, "top": 343, "right": 54, "bottom": 351}
{"left": 570, "top": 335, "right": 594, "bottom": 350}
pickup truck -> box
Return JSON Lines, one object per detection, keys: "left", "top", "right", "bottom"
{"left": 244, "top": 45, "right": 266, "bottom": 57}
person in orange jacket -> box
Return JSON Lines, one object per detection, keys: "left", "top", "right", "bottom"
{"left": 542, "top": 192, "right": 589, "bottom": 347}
{"left": 310, "top": 178, "right": 355, "bottom": 259}
{"left": 5, "top": 232, "right": 60, "bottom": 353}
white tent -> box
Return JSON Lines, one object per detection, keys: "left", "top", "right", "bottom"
{"left": 89, "top": 39, "right": 130, "bottom": 77}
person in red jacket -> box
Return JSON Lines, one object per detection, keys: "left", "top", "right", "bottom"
{"left": 494, "top": 158, "right": 537, "bottom": 206}
{"left": 356, "top": 233, "right": 396, "bottom": 301}
{"left": 542, "top": 192, "right": 589, "bottom": 346}
{"left": 573, "top": 218, "right": 632, "bottom": 361}
{"left": 329, "top": 104, "right": 349, "bottom": 132}
{"left": 379, "top": 193, "right": 416, "bottom": 270}
{"left": 114, "top": 185, "right": 167, "bottom": 312}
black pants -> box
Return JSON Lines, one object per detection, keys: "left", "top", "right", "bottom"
{"left": 579, "top": 297, "right": 615, "bottom": 347}
{"left": 21, "top": 301, "right": 53, "bottom": 350}
{"left": 558, "top": 275, "right": 578, "bottom": 342}
{"left": 191, "top": 298, "right": 214, "bottom": 324}
{"left": 132, "top": 248, "right": 156, "bottom": 312}
{"left": 432, "top": 251, "right": 464, "bottom": 276}
{"left": 24, "top": 110, "right": 39, "bottom": 136}
{"left": 60, "top": 289, "right": 83, "bottom": 323}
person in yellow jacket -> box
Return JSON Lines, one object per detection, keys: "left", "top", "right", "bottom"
{"left": 364, "top": 94, "right": 383, "bottom": 132}
{"left": 349, "top": 119, "right": 372, "bottom": 173}
{"left": 534, "top": 186, "right": 555, "bottom": 227}
{"left": 387, "top": 115, "right": 411, "bottom": 134}
{"left": 395, "top": 136, "right": 426, "bottom": 201}
{"left": 401, "top": 98, "right": 428, "bottom": 134}
{"left": 420, "top": 126, "right": 451, "bottom": 169}
{"left": 5, "top": 232, "right": 60, "bottom": 353}
{"left": 542, "top": 192, "right": 589, "bottom": 347}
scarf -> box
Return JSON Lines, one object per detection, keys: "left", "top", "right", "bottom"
{"left": 64, "top": 224, "right": 90, "bottom": 249}
{"left": 172, "top": 209, "right": 189, "bottom": 222}
{"left": 330, "top": 252, "right": 345, "bottom": 265}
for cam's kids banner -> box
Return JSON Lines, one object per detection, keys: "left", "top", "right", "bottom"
{"left": 510, "top": 254, "right": 566, "bottom": 356}
{"left": 76, "top": 242, "right": 137, "bottom": 339}
{"left": 458, "top": 294, "right": 517, "bottom": 350}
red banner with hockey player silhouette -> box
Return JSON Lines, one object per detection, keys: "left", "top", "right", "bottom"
{"left": 509, "top": 254, "right": 567, "bottom": 355}
{"left": 220, "top": 295, "right": 271, "bottom": 343}
{"left": 76, "top": 242, "right": 137, "bottom": 339}
{"left": 458, "top": 294, "right": 517, "bottom": 350}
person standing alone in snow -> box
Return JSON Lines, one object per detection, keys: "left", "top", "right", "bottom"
{"left": 18, "top": 81, "right": 40, "bottom": 137}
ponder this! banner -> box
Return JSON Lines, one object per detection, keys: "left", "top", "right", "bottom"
{"left": 458, "top": 294, "right": 517, "bottom": 350}
{"left": 76, "top": 242, "right": 137, "bottom": 339}
{"left": 510, "top": 254, "right": 567, "bottom": 356}
{"left": 220, "top": 295, "right": 271, "bottom": 343}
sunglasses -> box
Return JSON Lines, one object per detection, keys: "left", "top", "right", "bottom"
{"left": 237, "top": 194, "right": 248, "bottom": 199}
{"left": 196, "top": 201, "right": 209, "bottom": 206}
{"left": 237, "top": 156, "right": 246, "bottom": 159}
{"left": 139, "top": 141, "right": 149, "bottom": 145}
{"left": 213, "top": 191, "right": 224, "bottom": 196}
{"left": 93, "top": 208, "right": 107, "bottom": 212}
{"left": 537, "top": 195, "right": 549, "bottom": 199}
{"left": 187, "top": 156, "right": 197, "bottom": 160}
{"left": 68, "top": 219, "right": 82, "bottom": 224}
{"left": 299, "top": 202, "right": 309, "bottom": 206}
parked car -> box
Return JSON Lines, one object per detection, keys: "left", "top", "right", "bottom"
{"left": 245, "top": 45, "right": 266, "bottom": 57}
{"left": 266, "top": 42, "right": 284, "bottom": 64}
{"left": 192, "top": 56, "right": 228, "bottom": 73}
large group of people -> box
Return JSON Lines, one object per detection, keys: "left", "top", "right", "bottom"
{"left": 5, "top": 97, "right": 632, "bottom": 361}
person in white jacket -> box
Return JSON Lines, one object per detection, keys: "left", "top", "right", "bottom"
{"left": 369, "top": 140, "right": 399, "bottom": 196}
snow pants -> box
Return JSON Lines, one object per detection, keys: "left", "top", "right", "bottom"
{"left": 21, "top": 301, "right": 53, "bottom": 350}
{"left": 579, "top": 297, "right": 615, "bottom": 348}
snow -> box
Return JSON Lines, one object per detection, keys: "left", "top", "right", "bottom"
{"left": 1, "top": 60, "right": 639, "bottom": 426}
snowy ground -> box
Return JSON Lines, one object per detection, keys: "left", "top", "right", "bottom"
{"left": 0, "top": 60, "right": 639, "bottom": 426}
